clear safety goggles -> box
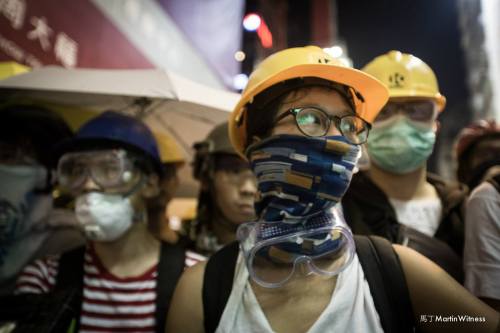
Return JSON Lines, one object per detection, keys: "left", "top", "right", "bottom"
{"left": 57, "top": 149, "right": 139, "bottom": 192}
{"left": 375, "top": 100, "right": 437, "bottom": 123}
{"left": 237, "top": 215, "right": 355, "bottom": 288}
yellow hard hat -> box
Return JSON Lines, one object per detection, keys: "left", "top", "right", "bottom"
{"left": 153, "top": 131, "right": 185, "bottom": 165}
{"left": 229, "top": 46, "right": 389, "bottom": 156}
{"left": 362, "top": 50, "right": 446, "bottom": 111}
{"left": 0, "top": 61, "right": 30, "bottom": 80}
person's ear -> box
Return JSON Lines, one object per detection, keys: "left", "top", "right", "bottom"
{"left": 142, "top": 173, "right": 160, "bottom": 198}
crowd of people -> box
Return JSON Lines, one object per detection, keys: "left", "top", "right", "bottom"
{"left": 0, "top": 46, "right": 499, "bottom": 333}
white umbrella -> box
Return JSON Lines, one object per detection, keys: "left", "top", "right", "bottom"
{"left": 0, "top": 66, "right": 240, "bottom": 197}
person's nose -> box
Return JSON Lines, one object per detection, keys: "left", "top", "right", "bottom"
{"left": 326, "top": 121, "right": 342, "bottom": 137}
{"left": 239, "top": 172, "right": 257, "bottom": 197}
{"left": 80, "top": 174, "right": 101, "bottom": 193}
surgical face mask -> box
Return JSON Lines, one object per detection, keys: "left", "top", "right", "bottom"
{"left": 0, "top": 164, "right": 50, "bottom": 270}
{"left": 246, "top": 134, "right": 360, "bottom": 222}
{"left": 367, "top": 116, "right": 436, "bottom": 174}
{"left": 75, "top": 192, "right": 134, "bottom": 242}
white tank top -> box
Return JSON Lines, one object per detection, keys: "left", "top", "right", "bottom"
{"left": 215, "top": 252, "right": 384, "bottom": 333}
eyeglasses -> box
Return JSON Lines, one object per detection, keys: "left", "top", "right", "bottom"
{"left": 57, "top": 149, "right": 139, "bottom": 192}
{"left": 273, "top": 107, "right": 371, "bottom": 145}
{"left": 375, "top": 100, "right": 436, "bottom": 123}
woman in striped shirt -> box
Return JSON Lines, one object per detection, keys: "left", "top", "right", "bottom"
{"left": 16, "top": 111, "right": 204, "bottom": 333}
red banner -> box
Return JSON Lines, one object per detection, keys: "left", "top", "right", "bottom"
{"left": 0, "top": 0, "right": 153, "bottom": 68}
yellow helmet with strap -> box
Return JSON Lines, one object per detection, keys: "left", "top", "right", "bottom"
{"left": 229, "top": 46, "right": 389, "bottom": 156}
{"left": 153, "top": 131, "right": 185, "bottom": 165}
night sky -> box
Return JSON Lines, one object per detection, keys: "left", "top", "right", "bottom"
{"left": 337, "top": 0, "right": 470, "bottom": 173}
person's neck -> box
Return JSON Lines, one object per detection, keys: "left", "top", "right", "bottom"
{"left": 367, "top": 164, "right": 435, "bottom": 201}
{"left": 211, "top": 211, "right": 238, "bottom": 246}
{"left": 93, "top": 220, "right": 160, "bottom": 278}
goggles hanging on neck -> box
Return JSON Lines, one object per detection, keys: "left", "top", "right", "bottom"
{"left": 237, "top": 209, "right": 355, "bottom": 288}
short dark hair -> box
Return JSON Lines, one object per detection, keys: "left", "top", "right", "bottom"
{"left": 0, "top": 104, "right": 73, "bottom": 169}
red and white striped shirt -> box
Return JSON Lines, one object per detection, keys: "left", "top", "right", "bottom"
{"left": 15, "top": 247, "right": 205, "bottom": 333}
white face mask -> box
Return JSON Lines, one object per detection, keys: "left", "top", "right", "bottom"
{"left": 0, "top": 164, "right": 51, "bottom": 278}
{"left": 75, "top": 192, "right": 134, "bottom": 242}
{"left": 0, "top": 164, "right": 48, "bottom": 243}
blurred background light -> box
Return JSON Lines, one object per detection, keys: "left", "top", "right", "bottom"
{"left": 234, "top": 50, "right": 246, "bottom": 62}
{"left": 233, "top": 73, "right": 249, "bottom": 90}
{"left": 243, "top": 13, "right": 262, "bottom": 31}
{"left": 323, "top": 45, "right": 344, "bottom": 58}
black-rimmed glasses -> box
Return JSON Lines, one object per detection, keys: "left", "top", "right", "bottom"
{"left": 273, "top": 107, "right": 371, "bottom": 145}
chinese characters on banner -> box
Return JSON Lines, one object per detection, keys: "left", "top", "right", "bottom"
{"left": 0, "top": 0, "right": 153, "bottom": 68}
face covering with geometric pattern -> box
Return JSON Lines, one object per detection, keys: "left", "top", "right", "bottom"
{"left": 246, "top": 134, "right": 360, "bottom": 223}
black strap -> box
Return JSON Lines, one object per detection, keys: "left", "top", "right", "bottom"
{"left": 155, "top": 241, "right": 185, "bottom": 333}
{"left": 355, "top": 235, "right": 415, "bottom": 333}
{"left": 53, "top": 245, "right": 86, "bottom": 332}
{"left": 202, "top": 241, "right": 239, "bottom": 333}
{"left": 202, "top": 237, "right": 414, "bottom": 333}
{"left": 56, "top": 246, "right": 86, "bottom": 290}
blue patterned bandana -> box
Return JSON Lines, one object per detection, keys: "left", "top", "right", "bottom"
{"left": 246, "top": 135, "right": 360, "bottom": 223}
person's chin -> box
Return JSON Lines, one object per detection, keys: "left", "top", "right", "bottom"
{"left": 232, "top": 212, "right": 256, "bottom": 224}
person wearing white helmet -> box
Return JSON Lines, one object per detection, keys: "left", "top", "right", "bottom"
{"left": 190, "top": 122, "right": 257, "bottom": 255}
{"left": 166, "top": 46, "right": 499, "bottom": 333}
{"left": 342, "top": 51, "right": 467, "bottom": 282}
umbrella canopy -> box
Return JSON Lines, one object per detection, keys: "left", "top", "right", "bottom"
{"left": 0, "top": 66, "right": 240, "bottom": 197}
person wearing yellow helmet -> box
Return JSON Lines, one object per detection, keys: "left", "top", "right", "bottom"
{"left": 166, "top": 47, "right": 499, "bottom": 333}
{"left": 190, "top": 122, "right": 257, "bottom": 255}
{"left": 148, "top": 131, "right": 185, "bottom": 244}
{"left": 342, "top": 51, "right": 468, "bottom": 282}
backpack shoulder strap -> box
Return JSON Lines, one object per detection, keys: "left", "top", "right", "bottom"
{"left": 155, "top": 241, "right": 186, "bottom": 333}
{"left": 43, "top": 245, "right": 87, "bottom": 333}
{"left": 354, "top": 235, "right": 415, "bottom": 333}
{"left": 56, "top": 245, "right": 86, "bottom": 290}
{"left": 202, "top": 241, "right": 239, "bottom": 333}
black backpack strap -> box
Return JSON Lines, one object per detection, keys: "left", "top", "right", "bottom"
{"left": 354, "top": 235, "right": 415, "bottom": 333}
{"left": 45, "top": 245, "right": 86, "bottom": 333}
{"left": 56, "top": 246, "right": 86, "bottom": 290}
{"left": 155, "top": 241, "right": 186, "bottom": 333}
{"left": 202, "top": 242, "right": 239, "bottom": 333}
